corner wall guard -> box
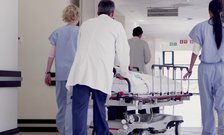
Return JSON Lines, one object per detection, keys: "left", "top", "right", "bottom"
{"left": 0, "top": 128, "right": 19, "bottom": 135}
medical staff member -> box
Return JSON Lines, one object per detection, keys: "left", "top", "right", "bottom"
{"left": 183, "top": 1, "right": 224, "bottom": 134}
{"left": 44, "top": 4, "right": 79, "bottom": 135}
{"left": 128, "top": 26, "right": 151, "bottom": 73}
{"left": 66, "top": 0, "right": 130, "bottom": 134}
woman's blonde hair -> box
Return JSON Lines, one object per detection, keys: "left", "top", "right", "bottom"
{"left": 62, "top": 4, "right": 79, "bottom": 23}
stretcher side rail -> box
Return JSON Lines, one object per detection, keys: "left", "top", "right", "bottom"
{"left": 109, "top": 64, "right": 193, "bottom": 108}
{"left": 151, "top": 64, "right": 190, "bottom": 96}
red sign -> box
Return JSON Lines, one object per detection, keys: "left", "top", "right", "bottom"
{"left": 180, "top": 40, "right": 188, "bottom": 44}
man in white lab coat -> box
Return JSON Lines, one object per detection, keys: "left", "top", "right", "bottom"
{"left": 66, "top": 0, "right": 130, "bottom": 135}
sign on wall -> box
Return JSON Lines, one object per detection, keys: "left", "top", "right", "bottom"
{"left": 180, "top": 39, "right": 193, "bottom": 44}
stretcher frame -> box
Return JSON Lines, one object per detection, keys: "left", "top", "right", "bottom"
{"left": 90, "top": 64, "right": 193, "bottom": 135}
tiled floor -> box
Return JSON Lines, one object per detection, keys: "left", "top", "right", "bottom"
{"left": 19, "top": 127, "right": 202, "bottom": 135}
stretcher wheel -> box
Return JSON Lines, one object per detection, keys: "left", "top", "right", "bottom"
{"left": 174, "top": 122, "right": 181, "bottom": 135}
{"left": 139, "top": 130, "right": 149, "bottom": 135}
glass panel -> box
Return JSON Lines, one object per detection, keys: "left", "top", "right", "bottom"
{"left": 163, "top": 51, "right": 173, "bottom": 65}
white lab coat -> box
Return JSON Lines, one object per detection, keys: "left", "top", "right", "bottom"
{"left": 66, "top": 15, "right": 130, "bottom": 95}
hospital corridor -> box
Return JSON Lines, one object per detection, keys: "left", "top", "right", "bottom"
{"left": 1, "top": 0, "right": 224, "bottom": 135}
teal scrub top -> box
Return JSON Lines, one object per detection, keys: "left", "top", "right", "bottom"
{"left": 189, "top": 20, "right": 224, "bottom": 63}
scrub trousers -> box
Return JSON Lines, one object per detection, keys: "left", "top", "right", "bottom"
{"left": 198, "top": 63, "right": 224, "bottom": 135}
{"left": 56, "top": 81, "right": 73, "bottom": 135}
{"left": 72, "top": 84, "right": 110, "bottom": 135}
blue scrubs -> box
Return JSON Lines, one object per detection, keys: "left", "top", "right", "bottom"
{"left": 49, "top": 25, "right": 79, "bottom": 135}
{"left": 190, "top": 20, "right": 224, "bottom": 135}
{"left": 72, "top": 85, "right": 110, "bottom": 135}
{"left": 56, "top": 81, "right": 73, "bottom": 135}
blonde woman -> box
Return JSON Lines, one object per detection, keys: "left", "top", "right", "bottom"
{"left": 44, "top": 4, "right": 79, "bottom": 135}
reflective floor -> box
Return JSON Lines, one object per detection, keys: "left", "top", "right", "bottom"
{"left": 19, "top": 127, "right": 202, "bottom": 135}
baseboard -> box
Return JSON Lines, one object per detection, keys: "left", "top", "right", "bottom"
{"left": 18, "top": 119, "right": 58, "bottom": 132}
{"left": 18, "top": 127, "right": 58, "bottom": 132}
{"left": 0, "top": 128, "right": 19, "bottom": 135}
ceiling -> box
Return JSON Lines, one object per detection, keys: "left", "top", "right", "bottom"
{"left": 115, "top": 0, "right": 211, "bottom": 40}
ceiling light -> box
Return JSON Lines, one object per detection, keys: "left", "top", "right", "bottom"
{"left": 147, "top": 7, "right": 178, "bottom": 17}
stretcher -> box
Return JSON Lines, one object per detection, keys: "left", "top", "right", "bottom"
{"left": 90, "top": 64, "right": 193, "bottom": 135}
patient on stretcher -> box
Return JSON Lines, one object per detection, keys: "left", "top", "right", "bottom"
{"left": 108, "top": 67, "right": 188, "bottom": 122}
{"left": 112, "top": 69, "right": 181, "bottom": 94}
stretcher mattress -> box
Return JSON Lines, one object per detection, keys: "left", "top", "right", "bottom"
{"left": 112, "top": 71, "right": 181, "bottom": 94}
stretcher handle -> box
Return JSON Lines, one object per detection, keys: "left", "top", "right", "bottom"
{"left": 124, "top": 78, "right": 131, "bottom": 93}
{"left": 129, "top": 66, "right": 140, "bottom": 72}
{"left": 113, "top": 68, "right": 131, "bottom": 92}
{"left": 115, "top": 74, "right": 131, "bottom": 93}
